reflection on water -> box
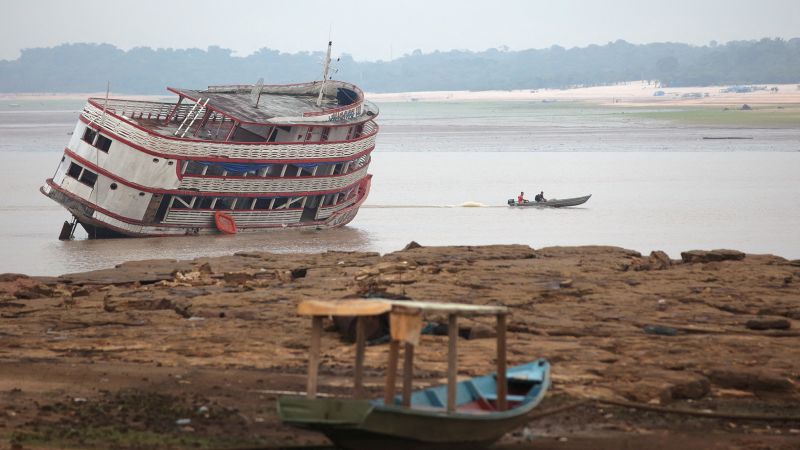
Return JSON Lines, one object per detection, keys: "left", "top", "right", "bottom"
{"left": 50, "top": 227, "right": 374, "bottom": 275}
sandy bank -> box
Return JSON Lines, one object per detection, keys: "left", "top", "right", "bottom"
{"left": 1, "top": 244, "right": 798, "bottom": 448}
{"left": 368, "top": 82, "right": 800, "bottom": 106}
{"left": 4, "top": 82, "right": 800, "bottom": 108}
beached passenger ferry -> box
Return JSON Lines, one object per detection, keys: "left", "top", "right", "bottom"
{"left": 41, "top": 43, "right": 378, "bottom": 238}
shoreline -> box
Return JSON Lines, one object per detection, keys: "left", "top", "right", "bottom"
{"left": 3, "top": 82, "right": 800, "bottom": 106}
{"left": 367, "top": 82, "right": 800, "bottom": 106}
{"left": 1, "top": 244, "right": 798, "bottom": 448}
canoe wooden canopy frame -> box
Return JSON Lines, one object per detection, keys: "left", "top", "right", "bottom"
{"left": 279, "top": 299, "right": 551, "bottom": 449}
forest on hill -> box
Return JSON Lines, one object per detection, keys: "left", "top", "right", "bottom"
{"left": 1, "top": 38, "right": 798, "bottom": 93}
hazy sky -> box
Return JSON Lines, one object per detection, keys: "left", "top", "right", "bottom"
{"left": 2, "top": 0, "right": 798, "bottom": 61}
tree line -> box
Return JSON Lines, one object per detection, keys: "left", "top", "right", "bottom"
{"left": 1, "top": 38, "right": 798, "bottom": 93}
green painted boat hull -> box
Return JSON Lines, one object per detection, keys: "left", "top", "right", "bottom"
{"left": 278, "top": 360, "right": 551, "bottom": 449}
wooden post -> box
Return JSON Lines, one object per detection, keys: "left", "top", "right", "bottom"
{"left": 224, "top": 122, "right": 239, "bottom": 141}
{"left": 383, "top": 340, "right": 400, "bottom": 405}
{"left": 354, "top": 317, "right": 366, "bottom": 399}
{"left": 402, "top": 343, "right": 414, "bottom": 407}
{"left": 307, "top": 316, "right": 323, "bottom": 398}
{"left": 447, "top": 314, "right": 458, "bottom": 413}
{"left": 164, "top": 96, "right": 183, "bottom": 125}
{"left": 496, "top": 313, "right": 508, "bottom": 412}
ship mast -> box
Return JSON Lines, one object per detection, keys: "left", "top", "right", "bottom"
{"left": 315, "top": 41, "right": 333, "bottom": 107}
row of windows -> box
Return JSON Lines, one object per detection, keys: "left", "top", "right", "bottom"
{"left": 63, "top": 158, "right": 356, "bottom": 212}
{"left": 66, "top": 162, "right": 98, "bottom": 188}
{"left": 295, "top": 124, "right": 362, "bottom": 142}
{"left": 222, "top": 123, "right": 363, "bottom": 144}
{"left": 167, "top": 190, "right": 355, "bottom": 212}
{"left": 82, "top": 127, "right": 112, "bottom": 152}
{"left": 81, "top": 122, "right": 366, "bottom": 157}
{"left": 180, "top": 154, "right": 370, "bottom": 178}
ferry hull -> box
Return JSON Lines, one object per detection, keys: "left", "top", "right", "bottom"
{"left": 41, "top": 175, "right": 371, "bottom": 238}
{"left": 42, "top": 78, "right": 378, "bottom": 239}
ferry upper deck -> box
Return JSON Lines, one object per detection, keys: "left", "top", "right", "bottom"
{"left": 82, "top": 79, "right": 378, "bottom": 146}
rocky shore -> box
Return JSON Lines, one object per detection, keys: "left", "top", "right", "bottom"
{"left": 1, "top": 244, "right": 799, "bottom": 449}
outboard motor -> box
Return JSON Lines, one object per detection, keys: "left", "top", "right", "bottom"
{"left": 507, "top": 199, "right": 515, "bottom": 206}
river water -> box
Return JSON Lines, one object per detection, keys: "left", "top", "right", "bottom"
{"left": 1, "top": 100, "right": 798, "bottom": 275}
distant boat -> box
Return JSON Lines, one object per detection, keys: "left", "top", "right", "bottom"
{"left": 508, "top": 194, "right": 591, "bottom": 208}
{"left": 7, "top": 103, "right": 21, "bottom": 107}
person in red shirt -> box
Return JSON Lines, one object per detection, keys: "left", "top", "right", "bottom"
{"left": 517, "top": 191, "right": 527, "bottom": 204}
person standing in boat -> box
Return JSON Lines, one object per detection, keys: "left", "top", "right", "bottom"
{"left": 517, "top": 192, "right": 527, "bottom": 204}
{"left": 535, "top": 191, "right": 547, "bottom": 203}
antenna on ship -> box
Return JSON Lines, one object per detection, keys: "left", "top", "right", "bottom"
{"left": 315, "top": 41, "right": 333, "bottom": 107}
{"left": 250, "top": 77, "right": 264, "bottom": 108}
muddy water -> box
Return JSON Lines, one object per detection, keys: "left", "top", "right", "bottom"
{"left": 1, "top": 101, "right": 799, "bottom": 275}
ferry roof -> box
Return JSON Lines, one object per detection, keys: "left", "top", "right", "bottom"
{"left": 169, "top": 86, "right": 342, "bottom": 125}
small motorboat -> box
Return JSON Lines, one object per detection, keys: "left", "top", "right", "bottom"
{"left": 278, "top": 299, "right": 551, "bottom": 449}
{"left": 508, "top": 194, "right": 591, "bottom": 208}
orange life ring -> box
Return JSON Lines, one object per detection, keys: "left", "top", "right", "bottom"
{"left": 214, "top": 211, "right": 237, "bottom": 235}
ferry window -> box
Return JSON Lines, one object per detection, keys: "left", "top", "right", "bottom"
{"left": 78, "top": 169, "right": 98, "bottom": 188}
{"left": 82, "top": 128, "right": 97, "bottom": 144}
{"left": 234, "top": 198, "right": 254, "bottom": 210}
{"left": 184, "top": 160, "right": 207, "bottom": 175}
{"left": 95, "top": 135, "right": 112, "bottom": 152}
{"left": 173, "top": 196, "right": 194, "bottom": 209}
{"left": 296, "top": 165, "right": 314, "bottom": 177}
{"left": 66, "top": 162, "right": 83, "bottom": 179}
{"left": 304, "top": 127, "right": 314, "bottom": 141}
{"left": 82, "top": 128, "right": 112, "bottom": 152}
{"left": 273, "top": 198, "right": 288, "bottom": 209}
{"left": 320, "top": 127, "right": 330, "bottom": 142}
{"left": 194, "top": 197, "right": 214, "bottom": 209}
{"left": 205, "top": 165, "right": 226, "bottom": 177}
{"left": 213, "top": 197, "right": 234, "bottom": 210}
{"left": 254, "top": 198, "right": 271, "bottom": 210}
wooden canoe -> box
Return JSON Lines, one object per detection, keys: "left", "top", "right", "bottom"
{"left": 214, "top": 211, "right": 237, "bottom": 234}
{"left": 509, "top": 194, "right": 591, "bottom": 208}
{"left": 278, "top": 359, "right": 550, "bottom": 449}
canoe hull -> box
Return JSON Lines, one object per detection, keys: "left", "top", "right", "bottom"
{"left": 278, "top": 360, "right": 550, "bottom": 449}
{"left": 510, "top": 194, "right": 591, "bottom": 208}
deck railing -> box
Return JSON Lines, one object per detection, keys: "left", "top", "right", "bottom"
{"left": 82, "top": 101, "right": 378, "bottom": 161}
{"left": 177, "top": 165, "right": 370, "bottom": 194}
{"left": 89, "top": 98, "right": 231, "bottom": 124}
